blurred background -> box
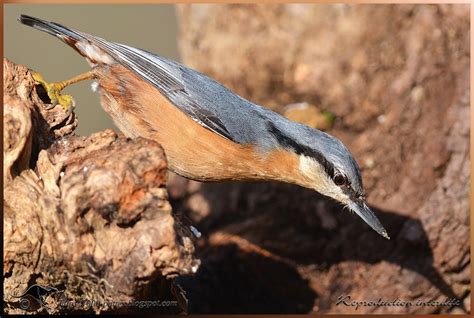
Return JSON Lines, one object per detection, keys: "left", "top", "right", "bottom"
{"left": 4, "top": 3, "right": 470, "bottom": 315}
{"left": 4, "top": 4, "right": 179, "bottom": 135}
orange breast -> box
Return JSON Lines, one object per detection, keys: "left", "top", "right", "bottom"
{"left": 94, "top": 64, "right": 300, "bottom": 184}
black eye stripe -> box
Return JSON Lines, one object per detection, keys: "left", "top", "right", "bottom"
{"left": 266, "top": 122, "right": 364, "bottom": 200}
{"left": 267, "top": 122, "right": 336, "bottom": 177}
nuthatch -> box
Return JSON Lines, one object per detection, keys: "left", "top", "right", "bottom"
{"left": 19, "top": 15, "right": 389, "bottom": 239}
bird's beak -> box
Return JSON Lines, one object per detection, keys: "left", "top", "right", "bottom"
{"left": 348, "top": 200, "right": 390, "bottom": 239}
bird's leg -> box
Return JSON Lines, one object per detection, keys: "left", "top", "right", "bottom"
{"left": 31, "top": 70, "right": 95, "bottom": 113}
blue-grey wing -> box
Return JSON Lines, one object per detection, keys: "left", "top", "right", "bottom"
{"left": 89, "top": 36, "right": 269, "bottom": 143}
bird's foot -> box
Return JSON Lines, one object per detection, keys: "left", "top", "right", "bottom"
{"left": 32, "top": 71, "right": 75, "bottom": 113}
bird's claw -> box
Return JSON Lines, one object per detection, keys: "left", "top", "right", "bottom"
{"left": 32, "top": 71, "right": 75, "bottom": 113}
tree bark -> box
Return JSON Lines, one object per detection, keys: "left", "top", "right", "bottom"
{"left": 3, "top": 59, "right": 198, "bottom": 314}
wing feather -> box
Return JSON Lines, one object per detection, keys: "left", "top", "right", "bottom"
{"left": 86, "top": 35, "right": 235, "bottom": 141}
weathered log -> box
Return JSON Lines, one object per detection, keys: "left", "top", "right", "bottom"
{"left": 3, "top": 59, "right": 198, "bottom": 314}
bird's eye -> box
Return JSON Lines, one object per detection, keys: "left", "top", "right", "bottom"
{"left": 333, "top": 173, "right": 347, "bottom": 186}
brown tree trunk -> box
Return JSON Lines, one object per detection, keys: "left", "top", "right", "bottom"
{"left": 174, "top": 4, "right": 470, "bottom": 314}
{"left": 3, "top": 59, "right": 198, "bottom": 314}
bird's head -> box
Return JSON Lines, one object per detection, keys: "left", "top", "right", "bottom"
{"left": 268, "top": 121, "right": 389, "bottom": 239}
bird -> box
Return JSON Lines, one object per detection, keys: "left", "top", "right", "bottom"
{"left": 18, "top": 14, "right": 389, "bottom": 239}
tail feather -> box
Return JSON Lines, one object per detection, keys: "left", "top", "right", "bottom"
{"left": 18, "top": 15, "right": 114, "bottom": 66}
{"left": 18, "top": 15, "right": 84, "bottom": 42}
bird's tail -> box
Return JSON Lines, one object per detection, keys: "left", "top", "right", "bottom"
{"left": 18, "top": 15, "right": 114, "bottom": 65}
{"left": 18, "top": 14, "right": 85, "bottom": 44}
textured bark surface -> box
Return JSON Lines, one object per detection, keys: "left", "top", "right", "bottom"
{"left": 3, "top": 59, "right": 198, "bottom": 314}
{"left": 174, "top": 4, "right": 470, "bottom": 314}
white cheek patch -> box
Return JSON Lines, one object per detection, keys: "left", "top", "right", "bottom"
{"left": 75, "top": 41, "right": 114, "bottom": 65}
{"left": 298, "top": 155, "right": 349, "bottom": 204}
